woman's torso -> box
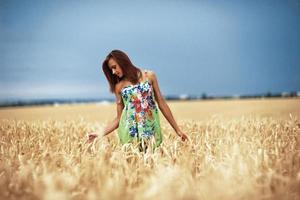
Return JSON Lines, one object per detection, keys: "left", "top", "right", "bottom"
{"left": 117, "top": 70, "right": 162, "bottom": 147}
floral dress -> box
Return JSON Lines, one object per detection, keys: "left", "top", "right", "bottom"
{"left": 117, "top": 70, "right": 162, "bottom": 148}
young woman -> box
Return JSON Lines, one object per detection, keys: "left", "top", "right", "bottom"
{"left": 88, "top": 50, "right": 188, "bottom": 148}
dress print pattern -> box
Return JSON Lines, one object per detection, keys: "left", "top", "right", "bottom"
{"left": 117, "top": 71, "right": 162, "bottom": 147}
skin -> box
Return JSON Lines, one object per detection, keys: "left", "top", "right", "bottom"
{"left": 88, "top": 58, "right": 188, "bottom": 142}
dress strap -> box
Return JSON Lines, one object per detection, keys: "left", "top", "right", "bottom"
{"left": 144, "top": 70, "right": 149, "bottom": 81}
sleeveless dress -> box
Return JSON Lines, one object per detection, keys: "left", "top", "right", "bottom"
{"left": 117, "top": 70, "right": 162, "bottom": 148}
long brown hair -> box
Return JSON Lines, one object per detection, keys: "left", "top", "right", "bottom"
{"left": 102, "top": 50, "right": 142, "bottom": 93}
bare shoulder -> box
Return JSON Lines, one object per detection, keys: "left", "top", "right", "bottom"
{"left": 114, "top": 81, "right": 124, "bottom": 94}
{"left": 144, "top": 69, "right": 157, "bottom": 83}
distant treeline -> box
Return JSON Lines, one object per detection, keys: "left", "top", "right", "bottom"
{"left": 0, "top": 98, "right": 101, "bottom": 108}
{"left": 165, "top": 91, "right": 300, "bottom": 101}
{"left": 0, "top": 91, "right": 299, "bottom": 107}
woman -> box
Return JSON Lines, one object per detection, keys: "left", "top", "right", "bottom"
{"left": 88, "top": 50, "right": 188, "bottom": 149}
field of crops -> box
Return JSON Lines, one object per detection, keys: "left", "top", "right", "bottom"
{"left": 0, "top": 98, "right": 299, "bottom": 200}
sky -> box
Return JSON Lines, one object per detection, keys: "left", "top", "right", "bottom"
{"left": 1, "top": 0, "right": 300, "bottom": 101}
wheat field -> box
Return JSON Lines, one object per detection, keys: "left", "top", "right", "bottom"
{"left": 0, "top": 98, "right": 299, "bottom": 200}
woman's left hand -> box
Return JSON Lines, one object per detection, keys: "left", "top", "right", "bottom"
{"left": 176, "top": 131, "right": 189, "bottom": 142}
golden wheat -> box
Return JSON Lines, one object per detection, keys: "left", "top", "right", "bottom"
{"left": 0, "top": 112, "right": 299, "bottom": 200}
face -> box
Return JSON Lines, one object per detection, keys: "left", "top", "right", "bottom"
{"left": 108, "top": 58, "right": 123, "bottom": 78}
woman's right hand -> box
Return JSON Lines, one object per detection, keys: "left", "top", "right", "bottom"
{"left": 87, "top": 132, "right": 98, "bottom": 143}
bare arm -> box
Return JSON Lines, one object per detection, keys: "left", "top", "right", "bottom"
{"left": 88, "top": 84, "right": 124, "bottom": 142}
{"left": 102, "top": 104, "right": 123, "bottom": 136}
{"left": 102, "top": 85, "right": 124, "bottom": 136}
{"left": 149, "top": 71, "right": 188, "bottom": 141}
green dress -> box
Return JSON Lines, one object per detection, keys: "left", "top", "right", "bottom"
{"left": 117, "top": 70, "right": 162, "bottom": 148}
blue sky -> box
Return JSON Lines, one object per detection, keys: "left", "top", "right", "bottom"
{"left": 1, "top": 0, "right": 300, "bottom": 100}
